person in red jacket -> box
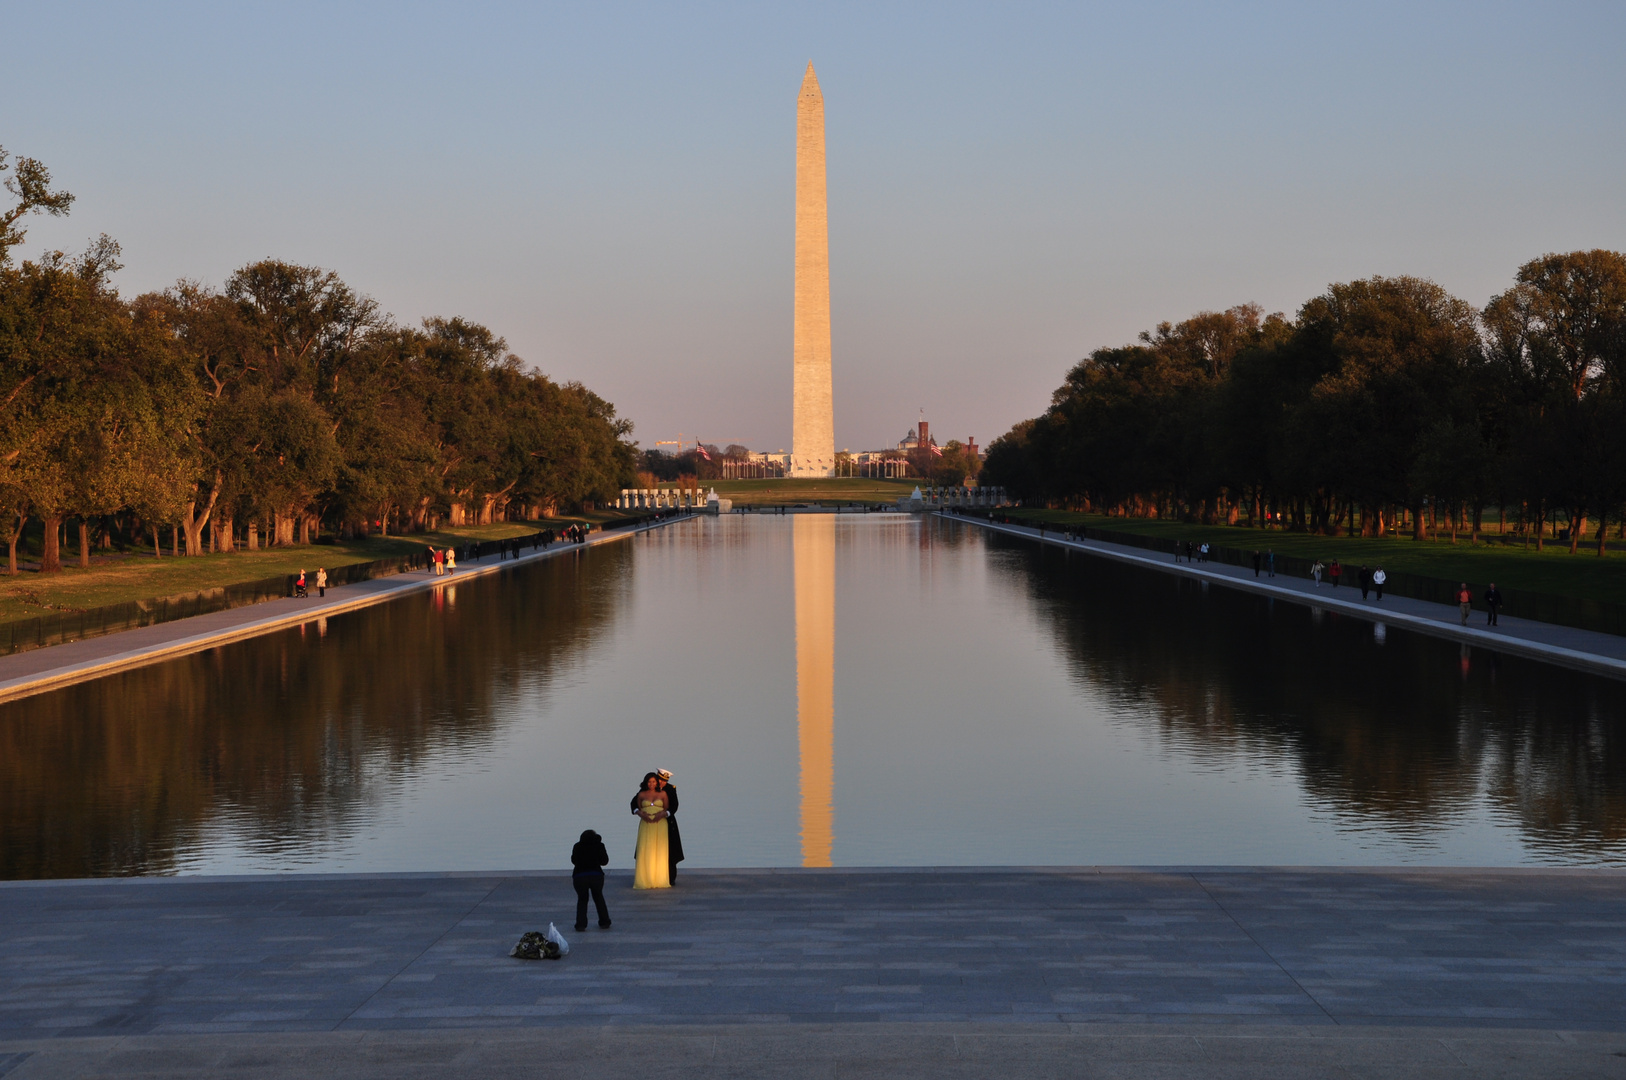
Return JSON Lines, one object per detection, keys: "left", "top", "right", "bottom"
{"left": 1457, "top": 583, "right": 1473, "bottom": 626}
{"left": 1328, "top": 560, "right": 1342, "bottom": 588}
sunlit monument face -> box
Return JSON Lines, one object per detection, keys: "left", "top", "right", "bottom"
{"left": 790, "top": 62, "right": 835, "bottom": 478}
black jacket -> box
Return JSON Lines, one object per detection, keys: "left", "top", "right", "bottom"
{"left": 571, "top": 838, "right": 609, "bottom": 875}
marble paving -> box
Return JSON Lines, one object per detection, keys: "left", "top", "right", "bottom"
{"left": 6, "top": 867, "right": 1626, "bottom": 1076}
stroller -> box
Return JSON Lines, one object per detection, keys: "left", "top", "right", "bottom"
{"left": 293, "top": 574, "right": 309, "bottom": 598}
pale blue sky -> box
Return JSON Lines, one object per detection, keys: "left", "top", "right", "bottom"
{"left": 6, "top": 2, "right": 1623, "bottom": 452}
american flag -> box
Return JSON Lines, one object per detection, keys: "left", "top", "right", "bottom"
{"left": 696, "top": 443, "right": 712, "bottom": 461}
{"left": 929, "top": 440, "right": 943, "bottom": 457}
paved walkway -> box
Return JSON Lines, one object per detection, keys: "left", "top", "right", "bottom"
{"left": 2, "top": 868, "right": 1624, "bottom": 1077}
{"left": 0, "top": 517, "right": 692, "bottom": 704}
{"left": 950, "top": 514, "right": 1626, "bottom": 680}
{"left": 2, "top": 1023, "right": 1621, "bottom": 1079}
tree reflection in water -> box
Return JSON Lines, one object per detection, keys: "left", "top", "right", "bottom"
{"left": 0, "top": 546, "right": 630, "bottom": 879}
{"left": 994, "top": 534, "right": 1626, "bottom": 861}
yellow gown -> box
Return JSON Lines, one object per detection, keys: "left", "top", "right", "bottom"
{"left": 633, "top": 795, "right": 670, "bottom": 889}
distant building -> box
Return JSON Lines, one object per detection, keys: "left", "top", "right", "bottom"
{"left": 898, "top": 419, "right": 932, "bottom": 454}
{"left": 722, "top": 450, "right": 789, "bottom": 479}
{"left": 849, "top": 450, "right": 909, "bottom": 478}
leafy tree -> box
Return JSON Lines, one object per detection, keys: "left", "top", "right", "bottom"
{"left": 1486, "top": 250, "right": 1626, "bottom": 403}
{"left": 1484, "top": 251, "right": 1626, "bottom": 547}
{"left": 3, "top": 236, "right": 637, "bottom": 564}
{"left": 985, "top": 256, "right": 1626, "bottom": 554}
{"left": 0, "top": 237, "right": 195, "bottom": 570}
{"left": 0, "top": 146, "right": 74, "bottom": 268}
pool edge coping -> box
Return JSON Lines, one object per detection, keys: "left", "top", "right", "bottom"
{"left": 946, "top": 512, "right": 1626, "bottom": 682}
{"left": 5, "top": 864, "right": 1625, "bottom": 888}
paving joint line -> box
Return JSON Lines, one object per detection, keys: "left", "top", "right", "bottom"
{"left": 334, "top": 879, "right": 504, "bottom": 1030}
{"left": 1186, "top": 872, "right": 1339, "bottom": 1028}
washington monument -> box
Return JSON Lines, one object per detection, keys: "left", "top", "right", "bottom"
{"left": 791, "top": 62, "right": 834, "bottom": 478}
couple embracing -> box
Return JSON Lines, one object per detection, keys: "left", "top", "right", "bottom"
{"left": 630, "top": 768, "right": 684, "bottom": 889}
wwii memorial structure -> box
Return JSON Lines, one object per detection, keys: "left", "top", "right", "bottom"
{"left": 790, "top": 63, "right": 835, "bottom": 478}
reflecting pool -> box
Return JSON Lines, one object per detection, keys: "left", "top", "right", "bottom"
{"left": 4, "top": 514, "right": 1625, "bottom": 878}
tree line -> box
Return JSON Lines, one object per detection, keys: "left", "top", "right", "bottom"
{"left": 0, "top": 147, "right": 637, "bottom": 573}
{"left": 982, "top": 250, "right": 1626, "bottom": 554}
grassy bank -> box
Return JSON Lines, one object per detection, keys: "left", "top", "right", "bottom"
{"left": 710, "top": 478, "right": 917, "bottom": 506}
{"left": 0, "top": 513, "right": 625, "bottom": 624}
{"left": 994, "top": 509, "right": 1626, "bottom": 609}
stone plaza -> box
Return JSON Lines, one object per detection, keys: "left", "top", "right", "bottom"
{"left": 3, "top": 868, "right": 1626, "bottom": 1077}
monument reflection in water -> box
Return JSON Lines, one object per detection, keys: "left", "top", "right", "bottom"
{"left": 3, "top": 513, "right": 1626, "bottom": 879}
{"left": 795, "top": 515, "right": 835, "bottom": 866}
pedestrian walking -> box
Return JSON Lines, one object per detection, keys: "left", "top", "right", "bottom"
{"left": 1329, "top": 559, "right": 1342, "bottom": 588}
{"left": 1456, "top": 582, "right": 1473, "bottom": 625}
{"left": 570, "top": 829, "right": 612, "bottom": 931}
{"left": 316, "top": 567, "right": 328, "bottom": 598}
{"left": 446, "top": 547, "right": 456, "bottom": 574}
{"left": 1266, "top": 550, "right": 1276, "bottom": 578}
{"left": 1310, "top": 559, "right": 1324, "bottom": 586}
{"left": 1372, "top": 567, "right": 1387, "bottom": 600}
{"left": 1359, "top": 565, "right": 1371, "bottom": 599}
{"left": 1252, "top": 550, "right": 1261, "bottom": 577}
{"left": 1484, "top": 583, "right": 1503, "bottom": 626}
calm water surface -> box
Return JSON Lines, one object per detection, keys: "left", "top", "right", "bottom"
{"left": 4, "top": 514, "right": 1625, "bottom": 878}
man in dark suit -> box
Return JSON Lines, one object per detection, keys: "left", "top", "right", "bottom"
{"left": 631, "top": 769, "right": 684, "bottom": 884}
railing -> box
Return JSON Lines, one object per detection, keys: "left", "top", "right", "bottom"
{"left": 957, "top": 510, "right": 1626, "bottom": 639}
{"left": 0, "top": 517, "right": 675, "bottom": 657}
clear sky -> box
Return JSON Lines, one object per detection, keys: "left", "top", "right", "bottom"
{"left": 6, "top": 2, "right": 1623, "bottom": 454}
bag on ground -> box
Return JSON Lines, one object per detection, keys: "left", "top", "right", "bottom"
{"left": 544, "top": 922, "right": 570, "bottom": 956}
{"left": 510, "top": 930, "right": 562, "bottom": 960}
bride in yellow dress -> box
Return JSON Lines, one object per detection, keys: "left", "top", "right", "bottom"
{"left": 632, "top": 773, "right": 671, "bottom": 889}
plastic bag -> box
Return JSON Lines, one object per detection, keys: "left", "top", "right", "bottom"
{"left": 510, "top": 931, "right": 561, "bottom": 960}
{"left": 544, "top": 922, "right": 570, "bottom": 956}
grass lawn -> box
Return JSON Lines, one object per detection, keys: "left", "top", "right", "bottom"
{"left": 710, "top": 477, "right": 919, "bottom": 506}
{"left": 0, "top": 513, "right": 625, "bottom": 624}
{"left": 997, "top": 508, "right": 1626, "bottom": 608}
